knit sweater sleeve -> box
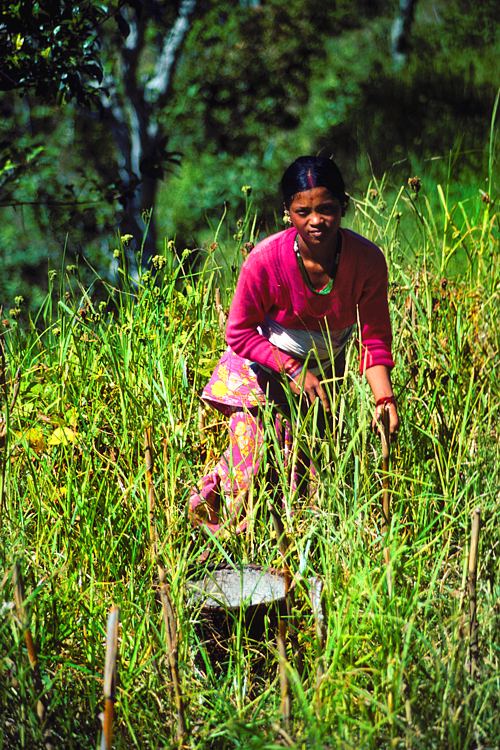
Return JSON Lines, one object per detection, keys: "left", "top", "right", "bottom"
{"left": 225, "top": 248, "right": 302, "bottom": 375}
{"left": 358, "top": 248, "right": 394, "bottom": 373}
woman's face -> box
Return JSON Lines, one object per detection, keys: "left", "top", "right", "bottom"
{"left": 288, "top": 187, "right": 342, "bottom": 250}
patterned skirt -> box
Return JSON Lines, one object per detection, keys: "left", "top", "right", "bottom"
{"left": 189, "top": 347, "right": 330, "bottom": 535}
{"left": 200, "top": 346, "right": 269, "bottom": 415}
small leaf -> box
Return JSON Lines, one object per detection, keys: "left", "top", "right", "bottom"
{"left": 65, "top": 407, "right": 78, "bottom": 428}
{"left": 49, "top": 426, "right": 77, "bottom": 446}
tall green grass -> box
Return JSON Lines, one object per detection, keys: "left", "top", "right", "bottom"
{"left": 0, "top": 179, "right": 497, "bottom": 749}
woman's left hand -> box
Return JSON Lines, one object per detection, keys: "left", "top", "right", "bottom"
{"left": 365, "top": 366, "right": 399, "bottom": 438}
{"left": 372, "top": 401, "right": 399, "bottom": 437}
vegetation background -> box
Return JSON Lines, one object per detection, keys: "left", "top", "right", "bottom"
{"left": 0, "top": 0, "right": 498, "bottom": 307}
{"left": 0, "top": 1, "right": 498, "bottom": 748}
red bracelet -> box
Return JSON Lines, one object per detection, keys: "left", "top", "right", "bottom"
{"left": 286, "top": 362, "right": 303, "bottom": 380}
{"left": 376, "top": 396, "right": 397, "bottom": 407}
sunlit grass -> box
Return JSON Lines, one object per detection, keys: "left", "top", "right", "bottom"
{"left": 0, "top": 180, "right": 497, "bottom": 748}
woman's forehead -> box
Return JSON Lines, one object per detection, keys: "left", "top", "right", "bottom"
{"left": 290, "top": 187, "right": 339, "bottom": 205}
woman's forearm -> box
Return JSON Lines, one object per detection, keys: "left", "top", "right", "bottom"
{"left": 365, "top": 365, "right": 394, "bottom": 401}
{"left": 365, "top": 365, "right": 399, "bottom": 434}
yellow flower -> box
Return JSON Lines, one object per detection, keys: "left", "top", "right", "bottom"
{"left": 234, "top": 421, "right": 249, "bottom": 437}
{"left": 210, "top": 380, "right": 228, "bottom": 398}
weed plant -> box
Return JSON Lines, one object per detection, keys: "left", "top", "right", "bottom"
{"left": 0, "top": 178, "right": 497, "bottom": 749}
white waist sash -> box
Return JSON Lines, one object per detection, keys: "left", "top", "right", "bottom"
{"left": 259, "top": 316, "right": 354, "bottom": 375}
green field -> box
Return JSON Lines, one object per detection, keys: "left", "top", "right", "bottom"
{"left": 0, "top": 179, "right": 498, "bottom": 749}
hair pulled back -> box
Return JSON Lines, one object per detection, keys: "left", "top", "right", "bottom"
{"left": 281, "top": 155, "right": 349, "bottom": 212}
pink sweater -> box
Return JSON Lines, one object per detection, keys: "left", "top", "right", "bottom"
{"left": 226, "top": 227, "right": 394, "bottom": 375}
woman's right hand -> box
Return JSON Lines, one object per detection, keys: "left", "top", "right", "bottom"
{"left": 289, "top": 370, "right": 330, "bottom": 412}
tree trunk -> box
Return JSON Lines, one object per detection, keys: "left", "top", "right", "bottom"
{"left": 391, "top": 0, "right": 418, "bottom": 68}
{"left": 99, "top": 0, "right": 197, "bottom": 267}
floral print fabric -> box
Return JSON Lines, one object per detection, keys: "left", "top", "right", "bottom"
{"left": 189, "top": 409, "right": 266, "bottom": 533}
{"left": 190, "top": 348, "right": 312, "bottom": 533}
{"left": 200, "top": 347, "right": 267, "bottom": 416}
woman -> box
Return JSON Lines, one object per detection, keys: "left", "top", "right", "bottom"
{"left": 189, "top": 155, "right": 399, "bottom": 534}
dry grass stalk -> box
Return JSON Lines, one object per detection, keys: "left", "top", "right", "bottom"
{"left": 158, "top": 582, "right": 187, "bottom": 744}
{"left": 272, "top": 722, "right": 295, "bottom": 747}
{"left": 269, "top": 502, "right": 292, "bottom": 726}
{"left": 309, "top": 577, "right": 326, "bottom": 687}
{"left": 12, "top": 563, "right": 53, "bottom": 749}
{"left": 277, "top": 615, "right": 290, "bottom": 729}
{"left": 162, "top": 437, "right": 173, "bottom": 528}
{"left": 269, "top": 503, "right": 290, "bottom": 563}
{"left": 380, "top": 407, "right": 393, "bottom": 598}
{"left": 467, "top": 508, "right": 481, "bottom": 678}
{"left": 144, "top": 427, "right": 157, "bottom": 557}
{"left": 214, "top": 287, "right": 227, "bottom": 332}
{"left": 144, "top": 428, "right": 187, "bottom": 745}
{"left": 101, "top": 606, "right": 119, "bottom": 750}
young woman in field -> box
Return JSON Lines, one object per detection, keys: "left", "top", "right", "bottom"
{"left": 189, "top": 155, "right": 399, "bottom": 534}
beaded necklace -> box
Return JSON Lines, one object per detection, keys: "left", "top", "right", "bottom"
{"left": 293, "top": 233, "right": 342, "bottom": 295}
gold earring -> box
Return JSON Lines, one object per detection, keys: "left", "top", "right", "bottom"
{"left": 283, "top": 208, "right": 291, "bottom": 225}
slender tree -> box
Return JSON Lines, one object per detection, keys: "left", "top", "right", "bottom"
{"left": 97, "top": 0, "right": 197, "bottom": 259}
{"left": 391, "top": 0, "right": 418, "bottom": 68}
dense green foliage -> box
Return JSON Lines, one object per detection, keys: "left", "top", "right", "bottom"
{"left": 0, "top": 0, "right": 108, "bottom": 101}
{"left": 0, "top": 180, "right": 497, "bottom": 748}
{"left": 0, "top": 0, "right": 498, "bottom": 309}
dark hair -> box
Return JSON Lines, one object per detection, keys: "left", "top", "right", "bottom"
{"left": 280, "top": 155, "right": 349, "bottom": 211}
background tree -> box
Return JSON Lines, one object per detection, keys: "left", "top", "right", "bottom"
{"left": 80, "top": 0, "right": 356, "bottom": 255}
{"left": 391, "top": 0, "right": 418, "bottom": 67}
{"left": 94, "top": 0, "right": 198, "bottom": 259}
{"left": 0, "top": 0, "right": 201, "bottom": 300}
{"left": 0, "top": 0, "right": 114, "bottom": 306}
